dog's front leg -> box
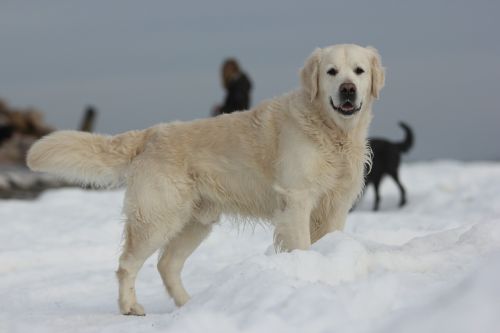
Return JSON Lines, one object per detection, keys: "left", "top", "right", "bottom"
{"left": 310, "top": 195, "right": 351, "bottom": 244}
{"left": 273, "top": 193, "right": 314, "bottom": 251}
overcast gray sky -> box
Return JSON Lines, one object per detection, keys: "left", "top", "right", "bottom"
{"left": 1, "top": 0, "right": 499, "bottom": 161}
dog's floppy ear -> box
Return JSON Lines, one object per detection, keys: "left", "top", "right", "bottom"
{"left": 367, "top": 46, "right": 385, "bottom": 99}
{"left": 300, "top": 48, "right": 322, "bottom": 102}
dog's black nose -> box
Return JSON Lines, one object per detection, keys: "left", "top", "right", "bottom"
{"left": 339, "top": 82, "right": 356, "bottom": 101}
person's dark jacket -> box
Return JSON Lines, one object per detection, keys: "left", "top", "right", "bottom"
{"left": 219, "top": 73, "right": 252, "bottom": 114}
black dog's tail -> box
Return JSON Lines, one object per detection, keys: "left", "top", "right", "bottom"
{"left": 396, "top": 122, "right": 414, "bottom": 153}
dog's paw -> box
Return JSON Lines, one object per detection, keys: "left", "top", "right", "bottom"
{"left": 121, "top": 302, "right": 145, "bottom": 316}
{"left": 174, "top": 294, "right": 190, "bottom": 307}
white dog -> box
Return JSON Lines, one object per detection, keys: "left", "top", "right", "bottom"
{"left": 27, "top": 44, "right": 385, "bottom": 315}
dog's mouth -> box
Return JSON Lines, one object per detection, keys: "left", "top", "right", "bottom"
{"left": 329, "top": 97, "right": 362, "bottom": 116}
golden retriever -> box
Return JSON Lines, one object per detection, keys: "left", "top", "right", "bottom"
{"left": 27, "top": 44, "right": 385, "bottom": 315}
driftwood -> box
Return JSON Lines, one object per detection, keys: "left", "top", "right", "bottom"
{"left": 0, "top": 166, "right": 70, "bottom": 199}
{"left": 0, "top": 100, "right": 98, "bottom": 199}
{"left": 79, "top": 106, "right": 97, "bottom": 132}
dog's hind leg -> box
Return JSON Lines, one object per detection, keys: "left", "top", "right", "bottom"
{"left": 389, "top": 171, "right": 406, "bottom": 207}
{"left": 116, "top": 159, "right": 196, "bottom": 314}
{"left": 116, "top": 221, "right": 170, "bottom": 316}
{"left": 116, "top": 210, "right": 192, "bottom": 316}
{"left": 116, "top": 178, "right": 192, "bottom": 315}
{"left": 372, "top": 178, "right": 382, "bottom": 211}
{"left": 157, "top": 221, "right": 212, "bottom": 307}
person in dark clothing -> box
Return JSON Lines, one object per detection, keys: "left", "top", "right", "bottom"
{"left": 212, "top": 58, "right": 252, "bottom": 116}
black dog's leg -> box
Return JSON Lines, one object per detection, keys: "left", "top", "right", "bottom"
{"left": 372, "top": 178, "right": 382, "bottom": 211}
{"left": 390, "top": 171, "right": 406, "bottom": 207}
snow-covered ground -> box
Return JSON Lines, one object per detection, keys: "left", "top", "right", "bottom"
{"left": 1, "top": 161, "right": 500, "bottom": 333}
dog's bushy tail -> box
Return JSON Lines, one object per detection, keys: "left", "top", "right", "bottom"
{"left": 27, "top": 130, "right": 147, "bottom": 187}
{"left": 397, "top": 122, "right": 414, "bottom": 153}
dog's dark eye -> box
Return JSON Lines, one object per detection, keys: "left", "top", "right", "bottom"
{"left": 355, "top": 67, "right": 365, "bottom": 75}
{"left": 327, "top": 68, "right": 338, "bottom": 76}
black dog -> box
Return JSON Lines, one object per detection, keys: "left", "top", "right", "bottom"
{"left": 365, "top": 122, "right": 414, "bottom": 211}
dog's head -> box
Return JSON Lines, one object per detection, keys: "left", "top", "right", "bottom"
{"left": 300, "top": 44, "right": 385, "bottom": 127}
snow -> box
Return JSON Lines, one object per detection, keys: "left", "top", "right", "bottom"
{"left": 1, "top": 160, "right": 500, "bottom": 333}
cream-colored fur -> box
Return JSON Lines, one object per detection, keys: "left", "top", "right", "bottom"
{"left": 27, "top": 44, "right": 385, "bottom": 315}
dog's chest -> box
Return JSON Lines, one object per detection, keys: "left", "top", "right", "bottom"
{"left": 316, "top": 137, "right": 367, "bottom": 191}
{"left": 276, "top": 126, "right": 366, "bottom": 193}
{"left": 276, "top": 127, "right": 322, "bottom": 190}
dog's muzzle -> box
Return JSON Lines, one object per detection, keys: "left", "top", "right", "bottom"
{"left": 329, "top": 82, "right": 362, "bottom": 116}
{"left": 329, "top": 97, "right": 362, "bottom": 116}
